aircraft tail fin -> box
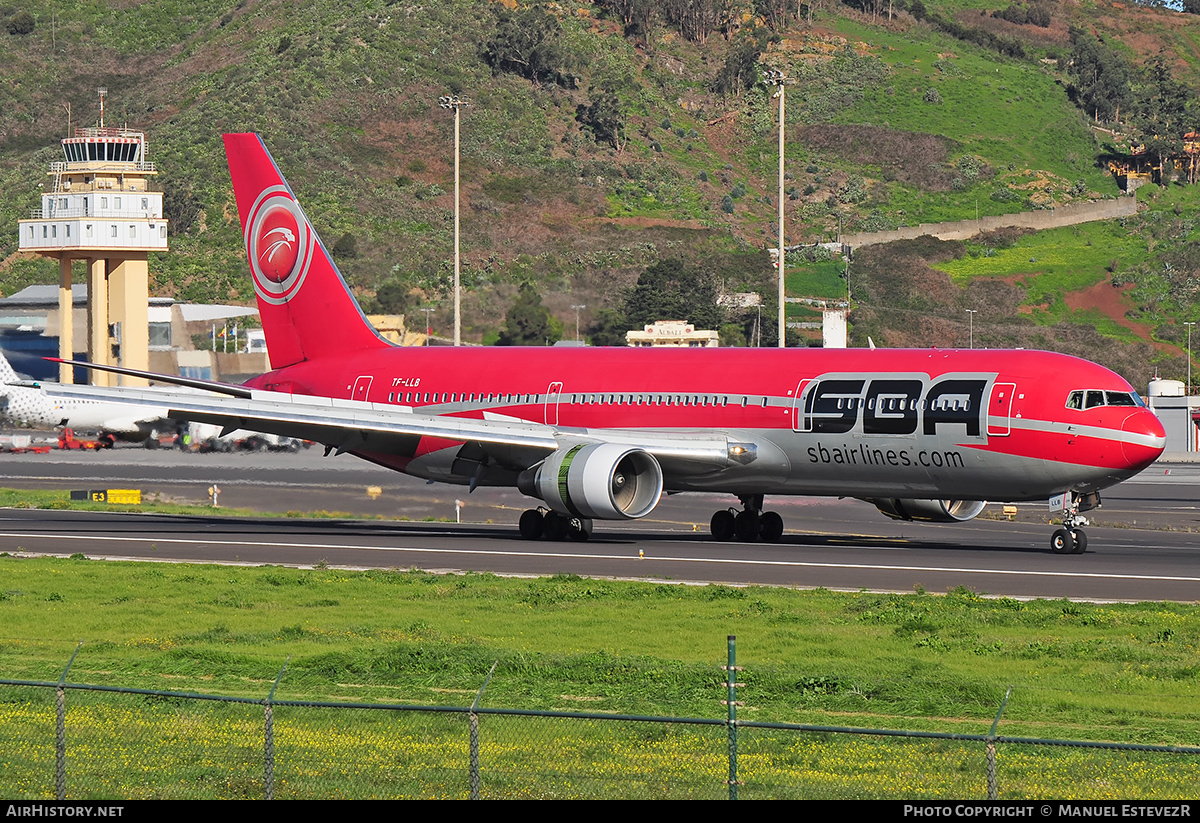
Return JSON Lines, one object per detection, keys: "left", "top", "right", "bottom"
{"left": 0, "top": 349, "right": 20, "bottom": 385}
{"left": 223, "top": 134, "right": 391, "bottom": 369}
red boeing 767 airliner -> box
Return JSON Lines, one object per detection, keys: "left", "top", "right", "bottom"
{"left": 43, "top": 134, "right": 1167, "bottom": 553}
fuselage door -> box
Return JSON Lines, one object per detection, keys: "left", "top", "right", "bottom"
{"left": 792, "top": 379, "right": 813, "bottom": 433}
{"left": 352, "top": 375, "right": 373, "bottom": 403}
{"left": 545, "top": 381, "right": 563, "bottom": 425}
{"left": 987, "top": 382, "right": 1016, "bottom": 436}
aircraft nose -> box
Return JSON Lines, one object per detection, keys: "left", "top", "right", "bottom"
{"left": 1121, "top": 409, "right": 1166, "bottom": 471}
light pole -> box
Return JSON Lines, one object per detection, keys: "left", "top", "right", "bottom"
{"left": 966, "top": 309, "right": 978, "bottom": 349}
{"left": 571, "top": 304, "right": 586, "bottom": 341}
{"left": 439, "top": 94, "right": 469, "bottom": 346}
{"left": 421, "top": 307, "right": 435, "bottom": 346}
{"left": 1186, "top": 321, "right": 1196, "bottom": 395}
{"left": 763, "top": 68, "right": 791, "bottom": 348}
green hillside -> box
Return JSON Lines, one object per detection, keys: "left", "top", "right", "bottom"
{"left": 3, "top": 0, "right": 1200, "bottom": 383}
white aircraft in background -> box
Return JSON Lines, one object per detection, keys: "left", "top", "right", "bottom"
{"left": 0, "top": 350, "right": 174, "bottom": 444}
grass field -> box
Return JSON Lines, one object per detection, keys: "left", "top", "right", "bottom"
{"left": 2, "top": 543, "right": 1199, "bottom": 797}
{"left": 3, "top": 553, "right": 1198, "bottom": 733}
{"left": 2, "top": 480, "right": 1199, "bottom": 797}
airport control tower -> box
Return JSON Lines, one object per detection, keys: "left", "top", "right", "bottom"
{"left": 17, "top": 89, "right": 168, "bottom": 385}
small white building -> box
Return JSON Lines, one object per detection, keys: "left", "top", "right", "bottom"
{"left": 626, "top": 320, "right": 719, "bottom": 348}
{"left": 1146, "top": 379, "right": 1199, "bottom": 455}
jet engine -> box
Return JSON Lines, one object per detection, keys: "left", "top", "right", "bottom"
{"left": 869, "top": 498, "right": 987, "bottom": 523}
{"left": 518, "top": 443, "right": 663, "bottom": 520}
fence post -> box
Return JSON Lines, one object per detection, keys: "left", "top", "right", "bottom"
{"left": 469, "top": 662, "right": 498, "bottom": 800}
{"left": 56, "top": 642, "right": 83, "bottom": 801}
{"left": 987, "top": 687, "right": 1013, "bottom": 800}
{"left": 724, "top": 636, "right": 743, "bottom": 800}
{"left": 265, "top": 659, "right": 289, "bottom": 801}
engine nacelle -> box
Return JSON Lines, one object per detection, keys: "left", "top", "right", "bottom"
{"left": 518, "top": 444, "right": 663, "bottom": 520}
{"left": 869, "top": 498, "right": 987, "bottom": 523}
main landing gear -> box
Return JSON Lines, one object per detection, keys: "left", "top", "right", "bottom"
{"left": 518, "top": 507, "right": 593, "bottom": 542}
{"left": 1050, "top": 492, "right": 1094, "bottom": 555}
{"left": 710, "top": 495, "right": 784, "bottom": 543}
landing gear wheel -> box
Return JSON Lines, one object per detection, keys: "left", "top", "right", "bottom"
{"left": 1070, "top": 529, "right": 1087, "bottom": 554}
{"left": 710, "top": 510, "right": 736, "bottom": 541}
{"left": 567, "top": 517, "right": 593, "bottom": 542}
{"left": 734, "top": 510, "right": 761, "bottom": 542}
{"left": 1051, "top": 528, "right": 1074, "bottom": 555}
{"left": 543, "top": 512, "right": 569, "bottom": 541}
{"left": 518, "top": 509, "right": 544, "bottom": 540}
{"left": 760, "top": 511, "right": 784, "bottom": 543}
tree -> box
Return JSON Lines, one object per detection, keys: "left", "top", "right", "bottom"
{"left": 624, "top": 259, "right": 724, "bottom": 331}
{"left": 332, "top": 232, "right": 358, "bottom": 259}
{"left": 1134, "top": 58, "right": 1190, "bottom": 135}
{"left": 482, "top": 7, "right": 575, "bottom": 87}
{"left": 663, "top": 0, "right": 720, "bottom": 43}
{"left": 576, "top": 86, "right": 626, "bottom": 151}
{"left": 754, "top": 0, "right": 793, "bottom": 32}
{"left": 1185, "top": 0, "right": 1200, "bottom": 14}
{"left": 713, "top": 29, "right": 767, "bottom": 101}
{"left": 374, "top": 280, "right": 413, "bottom": 315}
{"left": 1127, "top": 59, "right": 1192, "bottom": 185}
{"left": 497, "top": 283, "right": 561, "bottom": 345}
{"left": 585, "top": 307, "right": 631, "bottom": 346}
{"left": 1065, "top": 29, "right": 1133, "bottom": 123}
{"left": 595, "top": 0, "right": 655, "bottom": 41}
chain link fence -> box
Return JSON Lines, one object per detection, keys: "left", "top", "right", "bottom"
{"left": 2, "top": 641, "right": 1199, "bottom": 799}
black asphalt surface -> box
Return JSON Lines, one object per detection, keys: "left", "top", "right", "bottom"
{"left": 1, "top": 439, "right": 1198, "bottom": 601}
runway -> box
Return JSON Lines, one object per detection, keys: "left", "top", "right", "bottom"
{"left": 1, "top": 442, "right": 1198, "bottom": 601}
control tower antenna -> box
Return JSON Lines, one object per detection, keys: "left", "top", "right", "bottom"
{"left": 97, "top": 87, "right": 106, "bottom": 129}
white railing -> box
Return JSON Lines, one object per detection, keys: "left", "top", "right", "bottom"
{"left": 27, "top": 209, "right": 162, "bottom": 220}
{"left": 49, "top": 160, "right": 156, "bottom": 174}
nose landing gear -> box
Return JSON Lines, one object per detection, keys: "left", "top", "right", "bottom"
{"left": 710, "top": 495, "right": 784, "bottom": 542}
{"left": 1050, "top": 492, "right": 1093, "bottom": 554}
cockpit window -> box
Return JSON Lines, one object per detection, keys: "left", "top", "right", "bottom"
{"left": 1105, "top": 391, "right": 1139, "bottom": 407}
{"left": 1067, "top": 389, "right": 1145, "bottom": 410}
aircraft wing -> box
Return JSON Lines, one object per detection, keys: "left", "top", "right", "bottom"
{"left": 37, "top": 382, "right": 741, "bottom": 472}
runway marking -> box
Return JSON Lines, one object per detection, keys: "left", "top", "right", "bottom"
{"left": 0, "top": 531, "right": 1197, "bottom": 584}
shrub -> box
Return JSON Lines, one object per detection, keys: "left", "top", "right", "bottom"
{"left": 923, "top": 87, "right": 943, "bottom": 104}
{"left": 6, "top": 11, "right": 34, "bottom": 35}
{"left": 332, "top": 233, "right": 358, "bottom": 259}
{"left": 721, "top": 194, "right": 735, "bottom": 213}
